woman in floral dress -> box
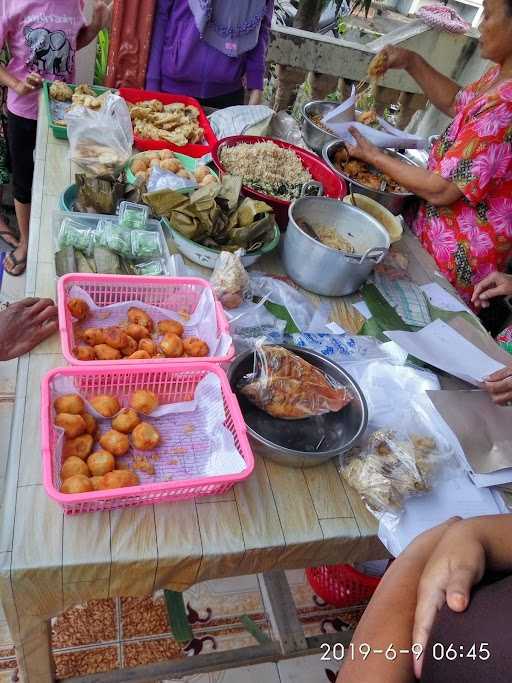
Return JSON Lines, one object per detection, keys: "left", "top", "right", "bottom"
{"left": 347, "top": 0, "right": 512, "bottom": 307}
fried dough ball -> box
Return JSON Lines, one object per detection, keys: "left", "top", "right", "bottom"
{"left": 127, "top": 307, "right": 154, "bottom": 332}
{"left": 183, "top": 337, "right": 209, "bottom": 357}
{"left": 112, "top": 408, "right": 140, "bottom": 434}
{"left": 99, "top": 429, "right": 130, "bottom": 456}
{"left": 90, "top": 475, "right": 105, "bottom": 491}
{"left": 132, "top": 422, "right": 160, "bottom": 450}
{"left": 61, "top": 456, "right": 90, "bottom": 480}
{"left": 67, "top": 298, "right": 89, "bottom": 321}
{"left": 54, "top": 394, "right": 85, "bottom": 415}
{"left": 62, "top": 434, "right": 94, "bottom": 460}
{"left": 130, "top": 390, "right": 159, "bottom": 415}
{"left": 138, "top": 338, "right": 158, "bottom": 355}
{"left": 160, "top": 333, "right": 184, "bottom": 358}
{"left": 87, "top": 450, "right": 115, "bottom": 476}
{"left": 55, "top": 413, "right": 87, "bottom": 438}
{"left": 103, "top": 326, "right": 129, "bottom": 350}
{"left": 74, "top": 345, "right": 96, "bottom": 361}
{"left": 149, "top": 158, "right": 160, "bottom": 168}
{"left": 159, "top": 149, "right": 173, "bottom": 160}
{"left": 83, "top": 328, "right": 105, "bottom": 346}
{"left": 157, "top": 319, "right": 184, "bottom": 337}
{"left": 90, "top": 395, "right": 121, "bottom": 418}
{"left": 81, "top": 413, "right": 97, "bottom": 436}
{"left": 124, "top": 323, "right": 151, "bottom": 341}
{"left": 194, "top": 165, "right": 210, "bottom": 182}
{"left": 102, "top": 470, "right": 140, "bottom": 489}
{"left": 94, "top": 344, "right": 122, "bottom": 361}
{"left": 131, "top": 158, "right": 148, "bottom": 174}
{"left": 61, "top": 474, "right": 93, "bottom": 494}
{"left": 127, "top": 350, "right": 151, "bottom": 360}
{"left": 120, "top": 335, "right": 138, "bottom": 357}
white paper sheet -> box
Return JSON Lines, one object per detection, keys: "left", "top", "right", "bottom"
{"left": 384, "top": 319, "right": 505, "bottom": 385}
{"left": 322, "top": 85, "right": 356, "bottom": 125}
{"left": 420, "top": 283, "right": 471, "bottom": 314}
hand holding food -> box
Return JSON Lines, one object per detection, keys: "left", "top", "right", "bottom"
{"left": 370, "top": 46, "right": 413, "bottom": 75}
{"left": 484, "top": 367, "right": 512, "bottom": 405}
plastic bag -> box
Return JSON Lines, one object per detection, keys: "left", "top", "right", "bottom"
{"left": 147, "top": 166, "right": 198, "bottom": 193}
{"left": 67, "top": 93, "right": 133, "bottom": 175}
{"left": 238, "top": 344, "right": 354, "bottom": 420}
{"left": 211, "top": 251, "right": 250, "bottom": 310}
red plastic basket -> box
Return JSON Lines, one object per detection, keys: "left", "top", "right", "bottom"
{"left": 57, "top": 273, "right": 234, "bottom": 367}
{"left": 212, "top": 135, "right": 347, "bottom": 229}
{"left": 41, "top": 363, "right": 254, "bottom": 514}
{"left": 306, "top": 564, "right": 381, "bottom": 608}
{"left": 119, "top": 87, "right": 217, "bottom": 158}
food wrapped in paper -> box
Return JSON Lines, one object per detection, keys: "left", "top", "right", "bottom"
{"left": 239, "top": 345, "right": 354, "bottom": 420}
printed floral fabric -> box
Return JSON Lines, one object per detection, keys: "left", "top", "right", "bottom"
{"left": 412, "top": 66, "right": 512, "bottom": 304}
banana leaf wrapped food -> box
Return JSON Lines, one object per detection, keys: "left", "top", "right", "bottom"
{"left": 74, "top": 172, "right": 144, "bottom": 215}
{"left": 143, "top": 174, "right": 276, "bottom": 252}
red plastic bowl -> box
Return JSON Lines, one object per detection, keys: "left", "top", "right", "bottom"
{"left": 120, "top": 87, "right": 217, "bottom": 158}
{"left": 306, "top": 564, "right": 381, "bottom": 608}
{"left": 212, "top": 135, "right": 347, "bottom": 229}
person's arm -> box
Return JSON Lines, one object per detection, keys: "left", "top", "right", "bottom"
{"left": 146, "top": 0, "right": 173, "bottom": 92}
{"left": 0, "top": 65, "right": 42, "bottom": 96}
{"left": 245, "top": 0, "right": 274, "bottom": 104}
{"left": 76, "top": 1, "right": 112, "bottom": 50}
{"left": 347, "top": 128, "right": 463, "bottom": 207}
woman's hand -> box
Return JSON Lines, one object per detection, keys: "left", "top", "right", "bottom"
{"left": 375, "top": 46, "right": 415, "bottom": 74}
{"left": 471, "top": 271, "right": 512, "bottom": 309}
{"left": 14, "top": 73, "right": 42, "bottom": 96}
{"left": 412, "top": 520, "right": 486, "bottom": 678}
{"left": 346, "top": 127, "right": 381, "bottom": 164}
{"left": 484, "top": 367, "right": 512, "bottom": 405}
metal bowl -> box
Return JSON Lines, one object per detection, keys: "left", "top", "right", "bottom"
{"left": 301, "top": 100, "right": 340, "bottom": 154}
{"left": 228, "top": 346, "right": 368, "bottom": 468}
{"left": 322, "top": 139, "right": 418, "bottom": 215}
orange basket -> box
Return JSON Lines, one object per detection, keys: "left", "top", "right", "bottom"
{"left": 306, "top": 564, "right": 381, "bottom": 608}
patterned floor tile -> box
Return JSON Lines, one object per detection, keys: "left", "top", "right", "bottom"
{"left": 122, "top": 637, "right": 182, "bottom": 668}
{"left": 54, "top": 645, "right": 120, "bottom": 679}
{"left": 52, "top": 599, "right": 117, "bottom": 648}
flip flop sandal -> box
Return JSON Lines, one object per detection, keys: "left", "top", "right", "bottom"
{"left": 0, "top": 230, "right": 20, "bottom": 249}
{"left": 5, "top": 250, "right": 27, "bottom": 277}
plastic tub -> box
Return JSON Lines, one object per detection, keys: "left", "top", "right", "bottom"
{"left": 41, "top": 363, "right": 254, "bottom": 514}
{"left": 306, "top": 564, "right": 381, "bottom": 608}
{"left": 58, "top": 273, "right": 234, "bottom": 366}
{"left": 43, "top": 80, "right": 112, "bottom": 140}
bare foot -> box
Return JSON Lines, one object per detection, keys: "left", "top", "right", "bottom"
{"left": 0, "top": 216, "right": 19, "bottom": 249}
{"left": 0, "top": 298, "right": 58, "bottom": 360}
{"left": 4, "top": 244, "right": 27, "bottom": 277}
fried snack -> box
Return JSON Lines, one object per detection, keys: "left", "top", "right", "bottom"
{"left": 94, "top": 344, "right": 122, "bottom": 361}
{"left": 102, "top": 326, "right": 129, "bottom": 350}
{"left": 50, "top": 80, "right": 73, "bottom": 102}
{"left": 183, "top": 337, "right": 209, "bottom": 357}
{"left": 74, "top": 83, "right": 96, "bottom": 97}
{"left": 127, "top": 350, "right": 151, "bottom": 360}
{"left": 132, "top": 455, "right": 155, "bottom": 475}
{"left": 63, "top": 434, "right": 94, "bottom": 460}
{"left": 130, "top": 390, "right": 159, "bottom": 415}
{"left": 157, "top": 320, "right": 184, "bottom": 337}
{"left": 129, "top": 99, "right": 204, "bottom": 147}
{"left": 102, "top": 470, "right": 140, "bottom": 489}
{"left": 112, "top": 408, "right": 140, "bottom": 434}
{"left": 90, "top": 395, "right": 121, "bottom": 418}
{"left": 239, "top": 346, "right": 354, "bottom": 420}
{"left": 54, "top": 394, "right": 85, "bottom": 415}
{"left": 99, "top": 429, "right": 130, "bottom": 456}
{"left": 61, "top": 456, "right": 90, "bottom": 480}
{"left": 55, "top": 413, "right": 87, "bottom": 438}
{"left": 138, "top": 339, "right": 158, "bottom": 355}
{"left": 132, "top": 158, "right": 149, "bottom": 174}
{"left": 81, "top": 413, "right": 97, "bottom": 436}
{"left": 60, "top": 474, "right": 93, "bottom": 494}
{"left": 68, "top": 297, "right": 89, "bottom": 321}
{"left": 90, "top": 475, "right": 105, "bottom": 491}
{"left": 87, "top": 450, "right": 115, "bottom": 476}
{"left": 368, "top": 51, "right": 388, "bottom": 80}
{"left": 120, "top": 335, "right": 138, "bottom": 356}
{"left": 132, "top": 422, "right": 160, "bottom": 450}
{"left": 71, "top": 92, "right": 104, "bottom": 110}
{"left": 124, "top": 323, "right": 151, "bottom": 341}
{"left": 358, "top": 110, "right": 378, "bottom": 126}
{"left": 74, "top": 345, "right": 96, "bottom": 361}
{"left": 159, "top": 149, "right": 173, "bottom": 159}
{"left": 160, "top": 334, "right": 184, "bottom": 358}
{"left": 127, "top": 307, "right": 154, "bottom": 332}
{"left": 82, "top": 328, "right": 105, "bottom": 346}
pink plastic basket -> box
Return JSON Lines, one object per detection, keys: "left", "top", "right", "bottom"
{"left": 57, "top": 273, "right": 234, "bottom": 366}
{"left": 41, "top": 363, "right": 254, "bottom": 514}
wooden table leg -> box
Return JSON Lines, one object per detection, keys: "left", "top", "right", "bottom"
{"left": 12, "top": 615, "right": 55, "bottom": 683}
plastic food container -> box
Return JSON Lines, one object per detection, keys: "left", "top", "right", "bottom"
{"left": 43, "top": 80, "right": 112, "bottom": 140}
{"left": 41, "top": 364, "right": 254, "bottom": 514}
{"left": 120, "top": 87, "right": 217, "bottom": 158}
{"left": 57, "top": 273, "right": 234, "bottom": 366}
{"left": 212, "top": 135, "right": 347, "bottom": 229}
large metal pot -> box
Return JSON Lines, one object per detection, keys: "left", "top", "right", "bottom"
{"left": 301, "top": 100, "right": 340, "bottom": 154}
{"left": 322, "top": 139, "right": 418, "bottom": 215}
{"left": 228, "top": 346, "right": 368, "bottom": 468}
{"left": 282, "top": 196, "right": 390, "bottom": 296}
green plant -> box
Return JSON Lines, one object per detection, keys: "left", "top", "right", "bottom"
{"left": 337, "top": 16, "right": 348, "bottom": 33}
{"left": 94, "top": 29, "right": 109, "bottom": 86}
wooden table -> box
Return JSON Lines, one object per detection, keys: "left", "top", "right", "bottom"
{"left": 0, "top": 112, "right": 459, "bottom": 683}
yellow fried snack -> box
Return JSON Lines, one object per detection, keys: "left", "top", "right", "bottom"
{"left": 368, "top": 51, "right": 388, "bottom": 80}
{"left": 60, "top": 474, "right": 93, "bottom": 494}
{"left": 93, "top": 344, "right": 122, "bottom": 361}
{"left": 183, "top": 337, "right": 209, "bottom": 357}
{"left": 61, "top": 456, "right": 90, "bottom": 480}
{"left": 90, "top": 395, "right": 121, "bottom": 418}
{"left": 138, "top": 339, "right": 158, "bottom": 356}
{"left": 55, "top": 413, "right": 87, "bottom": 438}
{"left": 132, "top": 422, "right": 160, "bottom": 451}
{"left": 81, "top": 413, "right": 97, "bottom": 436}
{"left": 99, "top": 429, "right": 130, "bottom": 456}
{"left": 102, "top": 470, "right": 140, "bottom": 489}
{"left": 157, "top": 319, "right": 184, "bottom": 337}
{"left": 127, "top": 350, "right": 151, "bottom": 360}
{"left": 54, "top": 394, "right": 85, "bottom": 415}
{"left": 90, "top": 475, "right": 105, "bottom": 491}
{"left": 62, "top": 434, "right": 94, "bottom": 460}
{"left": 127, "top": 307, "right": 154, "bottom": 332}
{"left": 103, "top": 326, "right": 130, "bottom": 350}
{"left": 68, "top": 298, "right": 90, "bottom": 321}
{"left": 160, "top": 333, "right": 184, "bottom": 358}
{"left": 87, "top": 451, "right": 116, "bottom": 476}
{"left": 49, "top": 80, "right": 73, "bottom": 102}
{"left": 112, "top": 408, "right": 140, "bottom": 434}
{"left": 120, "top": 335, "right": 138, "bottom": 357}
{"left": 74, "top": 345, "right": 96, "bottom": 361}
{"left": 82, "top": 327, "right": 105, "bottom": 346}
{"left": 124, "top": 323, "right": 151, "bottom": 341}
{"left": 130, "top": 390, "right": 159, "bottom": 415}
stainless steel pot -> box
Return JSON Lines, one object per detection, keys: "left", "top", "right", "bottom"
{"left": 282, "top": 196, "right": 390, "bottom": 296}
{"left": 301, "top": 100, "right": 339, "bottom": 154}
{"left": 228, "top": 346, "right": 368, "bottom": 468}
{"left": 322, "top": 139, "right": 418, "bottom": 215}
